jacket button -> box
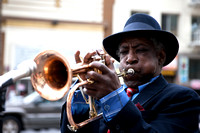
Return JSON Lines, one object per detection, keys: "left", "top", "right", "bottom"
{"left": 116, "top": 124, "right": 120, "bottom": 130}
{"left": 104, "top": 105, "right": 110, "bottom": 111}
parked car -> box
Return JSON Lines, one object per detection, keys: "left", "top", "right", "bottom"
{"left": 2, "top": 91, "right": 66, "bottom": 133}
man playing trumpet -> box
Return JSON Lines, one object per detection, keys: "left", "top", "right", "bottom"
{"left": 60, "top": 13, "right": 200, "bottom": 133}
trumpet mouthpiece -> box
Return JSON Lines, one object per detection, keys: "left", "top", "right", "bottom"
{"left": 117, "top": 68, "right": 135, "bottom": 77}
{"left": 126, "top": 68, "right": 134, "bottom": 74}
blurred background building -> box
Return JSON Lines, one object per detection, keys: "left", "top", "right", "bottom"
{"left": 1, "top": 0, "right": 200, "bottom": 97}
{"left": 0, "top": 0, "right": 114, "bottom": 97}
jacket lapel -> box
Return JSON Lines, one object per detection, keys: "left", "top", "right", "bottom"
{"left": 133, "top": 75, "right": 168, "bottom": 106}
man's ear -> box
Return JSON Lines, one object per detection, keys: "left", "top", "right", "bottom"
{"left": 158, "top": 50, "right": 166, "bottom": 66}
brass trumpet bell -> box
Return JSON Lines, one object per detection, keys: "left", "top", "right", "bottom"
{"left": 31, "top": 50, "right": 73, "bottom": 101}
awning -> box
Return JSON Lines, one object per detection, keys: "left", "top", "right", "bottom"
{"left": 162, "top": 56, "right": 178, "bottom": 76}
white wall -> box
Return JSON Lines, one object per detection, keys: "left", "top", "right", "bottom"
{"left": 3, "top": 25, "right": 104, "bottom": 70}
{"left": 2, "top": 0, "right": 104, "bottom": 70}
{"left": 2, "top": 0, "right": 103, "bottom": 23}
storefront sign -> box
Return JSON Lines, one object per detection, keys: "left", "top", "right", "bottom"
{"left": 162, "top": 56, "right": 177, "bottom": 76}
{"left": 178, "top": 56, "right": 189, "bottom": 83}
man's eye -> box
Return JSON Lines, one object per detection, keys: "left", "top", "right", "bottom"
{"left": 136, "top": 48, "right": 148, "bottom": 53}
{"left": 119, "top": 50, "right": 128, "bottom": 55}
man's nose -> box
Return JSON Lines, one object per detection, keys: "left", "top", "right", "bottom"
{"left": 126, "top": 52, "right": 138, "bottom": 64}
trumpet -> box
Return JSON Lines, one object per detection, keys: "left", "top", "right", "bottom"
{"left": 1, "top": 50, "right": 134, "bottom": 132}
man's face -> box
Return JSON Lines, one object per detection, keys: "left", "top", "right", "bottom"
{"left": 118, "top": 37, "right": 164, "bottom": 88}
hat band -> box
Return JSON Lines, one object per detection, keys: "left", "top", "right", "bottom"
{"left": 123, "top": 22, "right": 157, "bottom": 32}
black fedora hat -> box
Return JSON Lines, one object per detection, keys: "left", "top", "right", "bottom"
{"left": 103, "top": 13, "right": 179, "bottom": 66}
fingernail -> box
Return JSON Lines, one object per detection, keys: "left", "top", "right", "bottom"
{"left": 83, "top": 88, "right": 87, "bottom": 92}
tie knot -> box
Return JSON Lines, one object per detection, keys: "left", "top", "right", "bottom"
{"left": 126, "top": 87, "right": 139, "bottom": 97}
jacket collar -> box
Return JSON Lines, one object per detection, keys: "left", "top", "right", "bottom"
{"left": 133, "top": 75, "right": 168, "bottom": 106}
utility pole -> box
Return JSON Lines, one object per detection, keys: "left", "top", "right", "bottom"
{"left": 0, "top": 0, "right": 4, "bottom": 75}
{"left": 0, "top": 1, "right": 3, "bottom": 132}
{"left": 103, "top": 0, "right": 115, "bottom": 38}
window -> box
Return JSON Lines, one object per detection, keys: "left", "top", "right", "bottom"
{"left": 189, "top": 59, "right": 200, "bottom": 79}
{"left": 191, "top": 16, "right": 200, "bottom": 41}
{"left": 162, "top": 14, "right": 178, "bottom": 35}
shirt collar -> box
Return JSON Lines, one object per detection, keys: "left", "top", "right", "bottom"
{"left": 123, "top": 75, "right": 160, "bottom": 92}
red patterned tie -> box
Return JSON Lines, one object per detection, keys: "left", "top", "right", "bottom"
{"left": 126, "top": 87, "right": 139, "bottom": 97}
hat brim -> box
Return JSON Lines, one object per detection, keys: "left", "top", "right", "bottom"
{"left": 103, "top": 30, "right": 179, "bottom": 66}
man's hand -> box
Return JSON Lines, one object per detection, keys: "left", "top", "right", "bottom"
{"left": 74, "top": 50, "right": 97, "bottom": 81}
{"left": 74, "top": 49, "right": 121, "bottom": 99}
{"left": 83, "top": 50, "right": 121, "bottom": 99}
